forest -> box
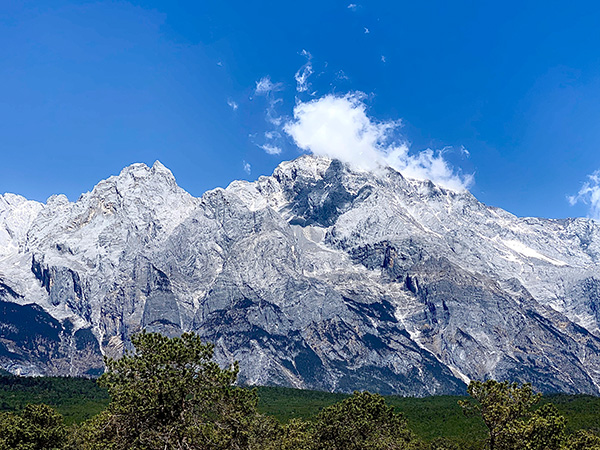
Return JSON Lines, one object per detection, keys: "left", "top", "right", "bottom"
{"left": 1, "top": 332, "right": 599, "bottom": 450}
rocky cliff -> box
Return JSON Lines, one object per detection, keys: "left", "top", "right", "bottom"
{"left": 1, "top": 157, "right": 599, "bottom": 395}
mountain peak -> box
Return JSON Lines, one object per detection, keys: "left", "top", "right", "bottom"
{"left": 151, "top": 160, "right": 170, "bottom": 173}
{"left": 78, "top": 160, "right": 183, "bottom": 203}
{"left": 2, "top": 157, "right": 600, "bottom": 395}
{"left": 117, "top": 160, "right": 174, "bottom": 182}
{"left": 273, "top": 154, "right": 333, "bottom": 182}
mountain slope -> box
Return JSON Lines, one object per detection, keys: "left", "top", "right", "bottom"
{"left": 1, "top": 156, "right": 599, "bottom": 395}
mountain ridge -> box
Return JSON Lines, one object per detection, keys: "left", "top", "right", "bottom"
{"left": 1, "top": 156, "right": 599, "bottom": 395}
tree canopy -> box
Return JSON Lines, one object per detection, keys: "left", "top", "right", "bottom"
{"left": 311, "top": 390, "right": 422, "bottom": 450}
{"left": 0, "top": 403, "right": 66, "bottom": 450}
{"left": 459, "top": 380, "right": 566, "bottom": 450}
{"left": 1, "top": 333, "right": 600, "bottom": 450}
{"left": 90, "top": 330, "right": 259, "bottom": 450}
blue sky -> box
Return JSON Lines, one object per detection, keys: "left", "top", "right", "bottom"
{"left": 1, "top": 1, "right": 600, "bottom": 220}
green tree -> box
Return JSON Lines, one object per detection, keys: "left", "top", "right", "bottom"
{"left": 85, "top": 330, "right": 259, "bottom": 450}
{"left": 459, "top": 380, "right": 565, "bottom": 450}
{"left": 562, "top": 429, "right": 600, "bottom": 450}
{"left": 279, "top": 418, "right": 314, "bottom": 450}
{"left": 498, "top": 403, "right": 566, "bottom": 450}
{"left": 312, "top": 390, "right": 423, "bottom": 450}
{"left": 0, "top": 403, "right": 66, "bottom": 450}
{"left": 428, "top": 437, "right": 461, "bottom": 450}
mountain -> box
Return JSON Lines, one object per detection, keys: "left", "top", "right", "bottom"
{"left": 1, "top": 157, "right": 599, "bottom": 395}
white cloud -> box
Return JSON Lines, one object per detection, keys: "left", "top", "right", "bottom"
{"left": 295, "top": 50, "right": 314, "bottom": 93}
{"left": 347, "top": 3, "right": 357, "bottom": 10}
{"left": 227, "top": 99, "right": 239, "bottom": 111}
{"left": 255, "top": 76, "right": 283, "bottom": 95}
{"left": 568, "top": 170, "right": 600, "bottom": 220}
{"left": 266, "top": 101, "right": 283, "bottom": 126}
{"left": 336, "top": 70, "right": 350, "bottom": 81}
{"left": 283, "top": 93, "right": 473, "bottom": 191}
{"left": 385, "top": 146, "right": 474, "bottom": 192}
{"left": 243, "top": 161, "right": 251, "bottom": 174}
{"left": 259, "top": 144, "right": 282, "bottom": 155}
{"left": 255, "top": 76, "right": 284, "bottom": 125}
{"left": 284, "top": 93, "right": 384, "bottom": 171}
{"left": 381, "top": 55, "right": 386, "bottom": 63}
{"left": 364, "top": 27, "right": 370, "bottom": 34}
{"left": 265, "top": 131, "right": 280, "bottom": 140}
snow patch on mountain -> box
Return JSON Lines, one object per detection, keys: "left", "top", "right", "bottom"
{"left": 0, "top": 194, "right": 44, "bottom": 256}
{"left": 502, "top": 239, "right": 567, "bottom": 266}
{"left": 2, "top": 156, "right": 600, "bottom": 394}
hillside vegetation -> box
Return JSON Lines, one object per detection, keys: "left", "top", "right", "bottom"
{"left": 0, "top": 332, "right": 599, "bottom": 449}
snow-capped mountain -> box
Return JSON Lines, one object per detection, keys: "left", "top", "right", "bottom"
{"left": 1, "top": 156, "right": 599, "bottom": 395}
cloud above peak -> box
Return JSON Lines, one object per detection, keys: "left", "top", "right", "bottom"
{"left": 227, "top": 99, "right": 238, "bottom": 111}
{"left": 283, "top": 93, "right": 473, "bottom": 191}
{"left": 568, "top": 170, "right": 600, "bottom": 220}
{"left": 255, "top": 76, "right": 283, "bottom": 95}
{"left": 283, "top": 93, "right": 388, "bottom": 171}
{"left": 254, "top": 75, "right": 285, "bottom": 128}
{"left": 259, "top": 143, "right": 282, "bottom": 155}
{"left": 295, "top": 50, "right": 314, "bottom": 93}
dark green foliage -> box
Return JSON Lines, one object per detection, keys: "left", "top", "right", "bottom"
{"left": 0, "top": 374, "right": 108, "bottom": 423}
{"left": 255, "top": 388, "right": 600, "bottom": 445}
{"left": 460, "top": 380, "right": 566, "bottom": 450}
{"left": 256, "top": 385, "right": 348, "bottom": 422}
{"left": 0, "top": 403, "right": 66, "bottom": 450}
{"left": 279, "top": 418, "right": 314, "bottom": 450}
{"left": 498, "top": 403, "right": 566, "bottom": 450}
{"left": 311, "top": 391, "right": 423, "bottom": 450}
{"left": 387, "top": 395, "right": 487, "bottom": 444}
{"left": 542, "top": 394, "right": 600, "bottom": 434}
{"left": 459, "top": 380, "right": 540, "bottom": 447}
{"left": 562, "top": 429, "right": 600, "bottom": 449}
{"left": 91, "top": 330, "right": 260, "bottom": 450}
{"left": 428, "top": 438, "right": 461, "bottom": 450}
{"left": 2, "top": 365, "right": 600, "bottom": 449}
{"left": 245, "top": 413, "right": 283, "bottom": 450}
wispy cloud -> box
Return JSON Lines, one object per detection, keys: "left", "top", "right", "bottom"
{"left": 568, "top": 170, "right": 600, "bottom": 220}
{"left": 336, "top": 70, "right": 350, "bottom": 81}
{"left": 295, "top": 50, "right": 314, "bottom": 93}
{"left": 381, "top": 55, "right": 386, "bottom": 63}
{"left": 347, "top": 3, "right": 357, "bottom": 10}
{"left": 266, "top": 100, "right": 283, "bottom": 126}
{"left": 227, "top": 99, "right": 239, "bottom": 111}
{"left": 255, "top": 76, "right": 283, "bottom": 95}
{"left": 243, "top": 161, "right": 251, "bottom": 174}
{"left": 259, "top": 144, "right": 282, "bottom": 155}
{"left": 265, "top": 131, "right": 281, "bottom": 140}
{"left": 256, "top": 125, "right": 284, "bottom": 156}
{"left": 283, "top": 93, "right": 473, "bottom": 191}
{"left": 254, "top": 76, "right": 285, "bottom": 126}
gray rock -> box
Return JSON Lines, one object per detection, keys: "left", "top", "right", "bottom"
{"left": 0, "top": 156, "right": 599, "bottom": 395}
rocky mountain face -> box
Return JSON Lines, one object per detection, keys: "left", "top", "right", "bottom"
{"left": 1, "top": 157, "right": 599, "bottom": 395}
